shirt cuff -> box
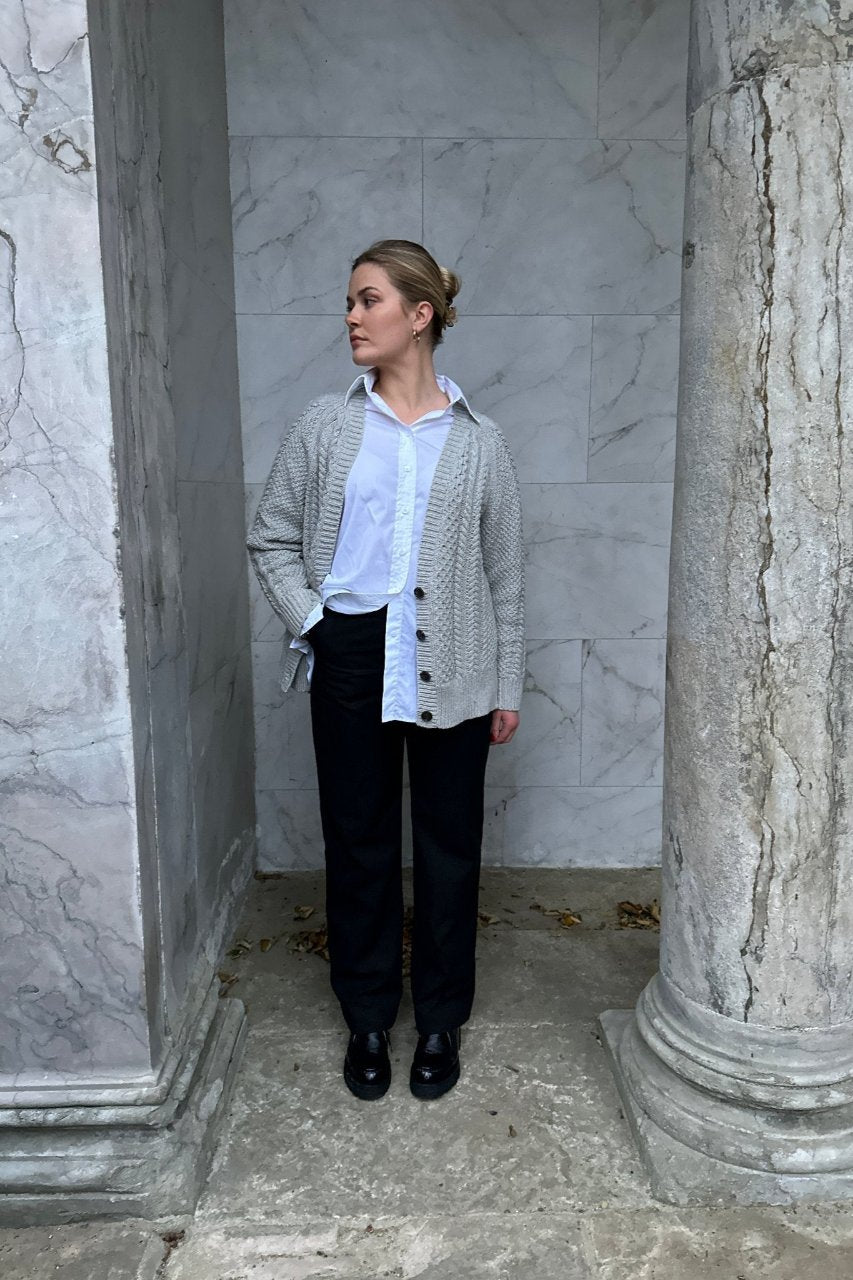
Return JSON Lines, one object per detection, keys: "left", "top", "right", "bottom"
{"left": 299, "top": 600, "right": 325, "bottom": 637}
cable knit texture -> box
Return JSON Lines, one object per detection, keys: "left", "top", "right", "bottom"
{"left": 247, "top": 386, "right": 525, "bottom": 728}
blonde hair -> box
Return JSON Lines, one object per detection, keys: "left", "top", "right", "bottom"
{"left": 351, "top": 239, "right": 460, "bottom": 348}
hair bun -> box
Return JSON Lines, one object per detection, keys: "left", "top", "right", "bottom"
{"left": 439, "top": 266, "right": 461, "bottom": 328}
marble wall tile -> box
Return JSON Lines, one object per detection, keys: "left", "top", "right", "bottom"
{"left": 155, "top": 0, "right": 237, "bottom": 309}
{"left": 588, "top": 314, "right": 680, "bottom": 483}
{"left": 177, "top": 481, "right": 251, "bottom": 692}
{"left": 223, "top": 0, "right": 597, "bottom": 140}
{"left": 500, "top": 785, "right": 664, "bottom": 867}
{"left": 188, "top": 645, "right": 256, "bottom": 915}
{"left": 599, "top": 0, "right": 690, "bottom": 141}
{"left": 238, "top": 316, "right": 353, "bottom": 483}
{"left": 580, "top": 639, "right": 666, "bottom": 786}
{"left": 440, "top": 317, "right": 591, "bottom": 483}
{"left": 485, "top": 641, "right": 582, "bottom": 788}
{"left": 168, "top": 254, "right": 246, "bottom": 483}
{"left": 522, "top": 482, "right": 673, "bottom": 639}
{"left": 230, "top": 137, "right": 422, "bottom": 315}
{"left": 255, "top": 789, "right": 324, "bottom": 870}
{"left": 424, "top": 138, "right": 686, "bottom": 315}
{"left": 252, "top": 643, "right": 317, "bottom": 790}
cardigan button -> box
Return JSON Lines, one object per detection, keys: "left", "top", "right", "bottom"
{"left": 419, "top": 670, "right": 431, "bottom": 682}
{"left": 416, "top": 629, "right": 426, "bottom": 641}
{"left": 420, "top": 710, "right": 433, "bottom": 722}
{"left": 413, "top": 586, "right": 425, "bottom": 599}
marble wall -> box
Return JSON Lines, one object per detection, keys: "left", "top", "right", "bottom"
{"left": 152, "top": 0, "right": 256, "bottom": 950}
{"left": 0, "top": 0, "right": 253, "bottom": 1103}
{"left": 224, "top": 0, "right": 690, "bottom": 869}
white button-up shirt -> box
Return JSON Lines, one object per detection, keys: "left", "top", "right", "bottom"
{"left": 291, "top": 367, "right": 480, "bottom": 721}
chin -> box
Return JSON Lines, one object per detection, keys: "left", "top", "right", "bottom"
{"left": 350, "top": 346, "right": 373, "bottom": 365}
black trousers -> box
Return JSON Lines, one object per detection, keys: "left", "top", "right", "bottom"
{"left": 308, "top": 604, "right": 492, "bottom": 1035}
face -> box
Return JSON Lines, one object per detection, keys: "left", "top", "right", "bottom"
{"left": 345, "top": 262, "right": 427, "bottom": 365}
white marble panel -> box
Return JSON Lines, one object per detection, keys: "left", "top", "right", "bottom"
{"left": 238, "top": 316, "right": 352, "bottom": 483}
{"left": 588, "top": 314, "right": 680, "bottom": 482}
{"left": 497, "top": 785, "right": 663, "bottom": 867}
{"left": 230, "top": 137, "right": 422, "bottom": 315}
{"left": 581, "top": 639, "right": 666, "bottom": 787}
{"left": 424, "top": 139, "right": 686, "bottom": 316}
{"left": 485, "top": 640, "right": 582, "bottom": 788}
{"left": 168, "top": 255, "right": 245, "bottom": 483}
{"left": 599, "top": 0, "right": 690, "bottom": 140}
{"left": 256, "top": 789, "right": 324, "bottom": 871}
{"left": 440, "top": 317, "right": 591, "bottom": 483}
{"left": 522, "top": 482, "right": 673, "bottom": 639}
{"left": 223, "top": 0, "right": 597, "bottom": 139}
{"left": 252, "top": 642, "right": 317, "bottom": 790}
{"left": 0, "top": 4, "right": 152, "bottom": 1079}
{"left": 189, "top": 646, "right": 256, "bottom": 908}
{"left": 177, "top": 481, "right": 251, "bottom": 692}
{"left": 156, "top": 0, "right": 236, "bottom": 309}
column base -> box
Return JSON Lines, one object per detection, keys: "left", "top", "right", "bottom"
{"left": 599, "top": 1010, "right": 853, "bottom": 1207}
{"left": 0, "top": 991, "right": 247, "bottom": 1226}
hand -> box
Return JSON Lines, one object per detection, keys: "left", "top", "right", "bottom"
{"left": 490, "top": 709, "right": 519, "bottom": 745}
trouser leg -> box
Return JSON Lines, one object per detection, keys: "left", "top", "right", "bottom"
{"left": 308, "top": 606, "right": 405, "bottom": 1033}
{"left": 405, "top": 712, "right": 493, "bottom": 1035}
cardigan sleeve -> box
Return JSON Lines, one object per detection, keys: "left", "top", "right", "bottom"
{"left": 246, "top": 403, "right": 324, "bottom": 638}
{"left": 480, "top": 432, "right": 526, "bottom": 711}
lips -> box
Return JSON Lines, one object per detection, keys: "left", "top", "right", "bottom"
{"left": 350, "top": 335, "right": 366, "bottom": 344}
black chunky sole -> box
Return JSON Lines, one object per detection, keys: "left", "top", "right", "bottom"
{"left": 343, "top": 1059, "right": 391, "bottom": 1100}
{"left": 409, "top": 1059, "right": 460, "bottom": 1099}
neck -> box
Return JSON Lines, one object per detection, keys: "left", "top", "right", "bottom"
{"left": 370, "top": 353, "right": 443, "bottom": 416}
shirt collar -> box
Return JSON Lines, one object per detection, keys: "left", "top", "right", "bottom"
{"left": 344, "top": 366, "right": 480, "bottom": 424}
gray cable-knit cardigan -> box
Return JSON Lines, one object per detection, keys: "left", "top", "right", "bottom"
{"left": 246, "top": 385, "right": 525, "bottom": 728}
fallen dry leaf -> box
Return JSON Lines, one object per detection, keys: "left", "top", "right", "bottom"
{"left": 293, "top": 905, "right": 316, "bottom": 920}
{"left": 616, "top": 899, "right": 661, "bottom": 929}
{"left": 508, "top": 1124, "right": 517, "bottom": 1138}
{"left": 217, "top": 969, "right": 239, "bottom": 993}
{"left": 477, "top": 911, "right": 500, "bottom": 927}
{"left": 259, "top": 937, "right": 276, "bottom": 952}
{"left": 226, "top": 937, "right": 252, "bottom": 958}
{"left": 558, "top": 911, "right": 582, "bottom": 928}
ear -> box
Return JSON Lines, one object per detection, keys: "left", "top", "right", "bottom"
{"left": 413, "top": 299, "right": 434, "bottom": 329}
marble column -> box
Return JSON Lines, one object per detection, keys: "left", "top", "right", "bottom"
{"left": 0, "top": 0, "right": 250, "bottom": 1223}
{"left": 600, "top": 0, "right": 853, "bottom": 1203}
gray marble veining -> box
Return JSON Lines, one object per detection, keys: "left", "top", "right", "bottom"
{"left": 523, "top": 482, "right": 673, "bottom": 640}
{"left": 599, "top": 0, "right": 690, "bottom": 140}
{"left": 424, "top": 138, "right": 686, "bottom": 316}
{"left": 443, "top": 317, "right": 592, "bottom": 484}
{"left": 581, "top": 639, "right": 666, "bottom": 787}
{"left": 224, "top": 0, "right": 598, "bottom": 139}
{"left": 0, "top": 0, "right": 151, "bottom": 1084}
{"left": 588, "top": 315, "right": 680, "bottom": 482}
{"left": 230, "top": 137, "right": 422, "bottom": 315}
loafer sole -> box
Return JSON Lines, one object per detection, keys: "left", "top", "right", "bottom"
{"left": 344, "top": 1058, "right": 391, "bottom": 1100}
{"left": 409, "top": 1059, "right": 460, "bottom": 1100}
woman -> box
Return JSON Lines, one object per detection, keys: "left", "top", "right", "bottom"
{"left": 247, "top": 239, "right": 525, "bottom": 1102}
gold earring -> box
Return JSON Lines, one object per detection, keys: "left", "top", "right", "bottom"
{"left": 412, "top": 327, "right": 420, "bottom": 342}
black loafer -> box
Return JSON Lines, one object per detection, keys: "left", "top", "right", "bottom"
{"left": 343, "top": 1029, "right": 391, "bottom": 1100}
{"left": 410, "top": 1028, "right": 461, "bottom": 1099}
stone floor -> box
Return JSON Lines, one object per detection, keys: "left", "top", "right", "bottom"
{"left": 5, "top": 867, "right": 853, "bottom": 1278}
